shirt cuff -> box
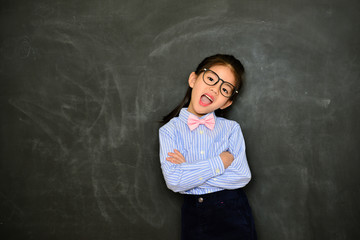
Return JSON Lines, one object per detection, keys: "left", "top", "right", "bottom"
{"left": 209, "top": 155, "right": 225, "bottom": 176}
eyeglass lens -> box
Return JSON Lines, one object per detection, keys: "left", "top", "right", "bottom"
{"left": 203, "top": 70, "right": 234, "bottom": 97}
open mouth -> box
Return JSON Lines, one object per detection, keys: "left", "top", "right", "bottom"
{"left": 199, "top": 94, "right": 214, "bottom": 106}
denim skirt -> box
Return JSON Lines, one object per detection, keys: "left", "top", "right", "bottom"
{"left": 181, "top": 188, "right": 257, "bottom": 240}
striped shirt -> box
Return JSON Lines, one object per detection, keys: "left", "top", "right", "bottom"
{"left": 159, "top": 108, "right": 251, "bottom": 195}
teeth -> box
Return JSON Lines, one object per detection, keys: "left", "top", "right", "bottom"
{"left": 205, "top": 94, "right": 213, "bottom": 102}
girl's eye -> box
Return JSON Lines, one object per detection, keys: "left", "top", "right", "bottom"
{"left": 204, "top": 71, "right": 218, "bottom": 85}
{"left": 222, "top": 88, "right": 229, "bottom": 94}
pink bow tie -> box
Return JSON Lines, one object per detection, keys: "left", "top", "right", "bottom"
{"left": 187, "top": 114, "right": 215, "bottom": 131}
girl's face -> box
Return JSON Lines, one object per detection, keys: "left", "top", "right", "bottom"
{"left": 187, "top": 64, "right": 235, "bottom": 117}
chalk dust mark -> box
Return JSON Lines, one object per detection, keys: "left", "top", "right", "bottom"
{"left": 9, "top": 99, "right": 69, "bottom": 154}
{"left": 85, "top": 76, "right": 109, "bottom": 132}
{"left": 1, "top": 36, "right": 36, "bottom": 60}
{"left": 0, "top": 192, "right": 25, "bottom": 223}
{"left": 87, "top": 67, "right": 167, "bottom": 227}
{"left": 92, "top": 177, "right": 111, "bottom": 222}
{"left": 316, "top": 98, "right": 331, "bottom": 108}
{"left": 150, "top": 16, "right": 334, "bottom": 58}
{"left": 8, "top": 19, "right": 169, "bottom": 228}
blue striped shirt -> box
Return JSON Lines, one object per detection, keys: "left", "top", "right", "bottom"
{"left": 159, "top": 108, "right": 251, "bottom": 195}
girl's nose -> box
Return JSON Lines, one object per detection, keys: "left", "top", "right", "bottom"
{"left": 210, "top": 83, "right": 221, "bottom": 95}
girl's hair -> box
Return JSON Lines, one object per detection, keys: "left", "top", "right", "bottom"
{"left": 161, "top": 54, "right": 245, "bottom": 124}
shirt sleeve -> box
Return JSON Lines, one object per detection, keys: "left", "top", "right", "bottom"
{"left": 205, "top": 123, "right": 251, "bottom": 189}
{"left": 159, "top": 126, "right": 225, "bottom": 193}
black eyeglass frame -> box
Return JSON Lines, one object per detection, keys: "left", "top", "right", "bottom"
{"left": 202, "top": 68, "right": 239, "bottom": 98}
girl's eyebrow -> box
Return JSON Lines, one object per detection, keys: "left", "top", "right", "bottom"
{"left": 209, "top": 69, "right": 233, "bottom": 85}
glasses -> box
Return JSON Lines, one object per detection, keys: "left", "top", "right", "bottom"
{"left": 202, "top": 68, "right": 238, "bottom": 98}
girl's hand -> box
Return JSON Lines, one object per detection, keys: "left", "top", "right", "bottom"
{"left": 166, "top": 149, "right": 186, "bottom": 164}
{"left": 220, "top": 151, "right": 234, "bottom": 169}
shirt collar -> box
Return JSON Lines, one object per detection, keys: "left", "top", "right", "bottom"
{"left": 179, "top": 108, "right": 216, "bottom": 124}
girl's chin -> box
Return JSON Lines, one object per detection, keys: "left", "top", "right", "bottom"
{"left": 188, "top": 107, "right": 205, "bottom": 117}
{"left": 192, "top": 106, "right": 216, "bottom": 116}
{"left": 188, "top": 102, "right": 218, "bottom": 117}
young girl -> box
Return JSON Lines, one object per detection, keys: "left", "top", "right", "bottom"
{"left": 159, "top": 54, "right": 256, "bottom": 240}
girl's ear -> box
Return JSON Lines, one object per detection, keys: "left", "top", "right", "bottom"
{"left": 220, "top": 100, "right": 233, "bottom": 110}
{"left": 188, "top": 72, "right": 197, "bottom": 88}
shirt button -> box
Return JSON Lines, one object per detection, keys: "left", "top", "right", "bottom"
{"left": 199, "top": 177, "right": 203, "bottom": 180}
{"left": 213, "top": 178, "right": 217, "bottom": 181}
{"left": 200, "top": 151, "right": 205, "bottom": 155}
{"left": 216, "top": 169, "right": 220, "bottom": 174}
{"left": 198, "top": 197, "right": 204, "bottom": 203}
{"left": 199, "top": 130, "right": 204, "bottom": 134}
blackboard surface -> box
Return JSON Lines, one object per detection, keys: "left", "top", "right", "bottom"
{"left": 1, "top": 0, "right": 359, "bottom": 239}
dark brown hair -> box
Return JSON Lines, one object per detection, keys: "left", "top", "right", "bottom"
{"left": 161, "top": 54, "right": 245, "bottom": 124}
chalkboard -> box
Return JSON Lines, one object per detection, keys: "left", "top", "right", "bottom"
{"left": 1, "top": 0, "right": 360, "bottom": 239}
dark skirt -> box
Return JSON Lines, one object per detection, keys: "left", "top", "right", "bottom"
{"left": 181, "top": 188, "right": 257, "bottom": 240}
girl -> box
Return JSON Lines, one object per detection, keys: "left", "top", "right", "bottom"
{"left": 159, "top": 54, "right": 256, "bottom": 240}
